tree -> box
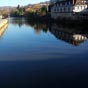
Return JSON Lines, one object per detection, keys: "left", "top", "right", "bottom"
{"left": 39, "top": 6, "right": 47, "bottom": 16}
{"left": 12, "top": 5, "right": 24, "bottom": 16}
{"left": 41, "top": 6, "right": 47, "bottom": 13}
{"left": 17, "top": 4, "right": 20, "bottom": 10}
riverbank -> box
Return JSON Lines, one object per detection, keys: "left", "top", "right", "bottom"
{"left": 25, "top": 14, "right": 88, "bottom": 31}
{"left": 25, "top": 13, "right": 88, "bottom": 25}
{"left": 25, "top": 13, "right": 51, "bottom": 23}
{"left": 0, "top": 19, "right": 8, "bottom": 29}
{"left": 10, "top": 12, "right": 88, "bottom": 32}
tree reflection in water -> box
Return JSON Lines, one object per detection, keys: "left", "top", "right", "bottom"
{"left": 10, "top": 18, "right": 88, "bottom": 46}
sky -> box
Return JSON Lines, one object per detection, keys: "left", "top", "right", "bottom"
{"left": 0, "top": 0, "right": 49, "bottom": 6}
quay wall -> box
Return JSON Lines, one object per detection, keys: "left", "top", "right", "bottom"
{"left": 0, "top": 19, "right": 8, "bottom": 29}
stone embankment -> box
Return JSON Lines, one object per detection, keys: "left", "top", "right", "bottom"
{"left": 0, "top": 19, "right": 8, "bottom": 29}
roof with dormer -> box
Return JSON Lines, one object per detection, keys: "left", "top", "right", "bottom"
{"left": 54, "top": 0, "right": 87, "bottom": 6}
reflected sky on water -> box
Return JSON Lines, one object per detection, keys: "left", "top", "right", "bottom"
{"left": 0, "top": 17, "right": 87, "bottom": 61}
{"left": 0, "top": 18, "right": 88, "bottom": 87}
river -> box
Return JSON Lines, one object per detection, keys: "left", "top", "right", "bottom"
{"left": 0, "top": 18, "right": 88, "bottom": 87}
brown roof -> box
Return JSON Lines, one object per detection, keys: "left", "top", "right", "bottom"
{"left": 55, "top": 0, "right": 87, "bottom": 6}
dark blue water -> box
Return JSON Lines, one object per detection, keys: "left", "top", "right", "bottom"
{"left": 0, "top": 18, "right": 88, "bottom": 88}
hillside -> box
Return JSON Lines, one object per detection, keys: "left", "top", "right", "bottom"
{"left": 25, "top": 1, "right": 50, "bottom": 12}
{"left": 0, "top": 1, "right": 50, "bottom": 17}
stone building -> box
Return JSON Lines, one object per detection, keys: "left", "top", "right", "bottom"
{"left": 49, "top": 0, "right": 88, "bottom": 19}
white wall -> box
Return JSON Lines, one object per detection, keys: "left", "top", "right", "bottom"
{"left": 73, "top": 5, "right": 87, "bottom": 12}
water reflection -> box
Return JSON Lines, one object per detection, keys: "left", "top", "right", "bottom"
{"left": 10, "top": 18, "right": 25, "bottom": 27}
{"left": 27, "top": 22, "right": 48, "bottom": 34}
{"left": 0, "top": 18, "right": 88, "bottom": 87}
{"left": 49, "top": 24, "right": 88, "bottom": 46}
{"left": 10, "top": 18, "right": 88, "bottom": 46}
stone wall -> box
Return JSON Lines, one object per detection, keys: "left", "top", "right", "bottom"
{"left": 0, "top": 19, "right": 8, "bottom": 29}
{"left": 51, "top": 12, "right": 73, "bottom": 19}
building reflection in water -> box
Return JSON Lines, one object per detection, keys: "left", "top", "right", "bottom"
{"left": 10, "top": 18, "right": 88, "bottom": 46}
{"left": 49, "top": 24, "right": 88, "bottom": 46}
{"left": 27, "top": 21, "right": 88, "bottom": 46}
{"left": 0, "top": 24, "right": 8, "bottom": 38}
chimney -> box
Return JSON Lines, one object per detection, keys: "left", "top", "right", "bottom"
{"left": 73, "top": 0, "right": 74, "bottom": 5}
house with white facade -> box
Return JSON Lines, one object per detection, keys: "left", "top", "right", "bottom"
{"left": 49, "top": 0, "right": 88, "bottom": 19}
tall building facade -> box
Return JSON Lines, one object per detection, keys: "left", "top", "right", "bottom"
{"left": 50, "top": 0, "right": 88, "bottom": 19}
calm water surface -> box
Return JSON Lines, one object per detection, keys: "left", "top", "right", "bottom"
{"left": 0, "top": 18, "right": 88, "bottom": 87}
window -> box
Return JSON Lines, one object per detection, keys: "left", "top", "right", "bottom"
{"left": 68, "top": 7, "right": 70, "bottom": 12}
{"left": 54, "top": 8, "right": 57, "bottom": 12}
{"left": 65, "top": 2, "right": 67, "bottom": 6}
{"left": 62, "top": 8, "right": 64, "bottom": 12}
{"left": 60, "top": 3, "right": 62, "bottom": 6}
{"left": 69, "top": 2, "right": 71, "bottom": 5}
{"left": 81, "top": 6, "right": 82, "bottom": 9}
{"left": 58, "top": 8, "right": 59, "bottom": 12}
{"left": 64, "top": 7, "right": 66, "bottom": 12}
{"left": 60, "top": 8, "right": 62, "bottom": 12}
{"left": 66, "top": 7, "right": 68, "bottom": 12}
{"left": 78, "top": 6, "right": 79, "bottom": 9}
{"left": 57, "top": 8, "right": 59, "bottom": 12}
